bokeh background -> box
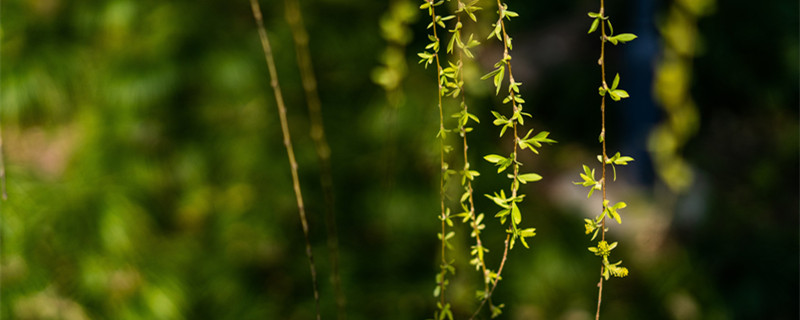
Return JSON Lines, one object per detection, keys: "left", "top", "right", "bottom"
{"left": 1, "top": 0, "right": 798, "bottom": 319}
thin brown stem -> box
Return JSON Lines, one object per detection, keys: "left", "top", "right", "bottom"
{"left": 472, "top": 2, "right": 523, "bottom": 316}
{"left": 470, "top": 234, "right": 510, "bottom": 320}
{"left": 284, "top": 0, "right": 345, "bottom": 317}
{"left": 426, "top": 0, "right": 449, "bottom": 309}
{"left": 0, "top": 120, "right": 6, "bottom": 201}
{"left": 454, "top": 3, "right": 491, "bottom": 307}
{"left": 249, "top": 1, "right": 321, "bottom": 319}
{"left": 597, "top": 0, "right": 607, "bottom": 319}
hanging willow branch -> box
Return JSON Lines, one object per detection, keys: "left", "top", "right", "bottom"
{"left": 283, "top": 0, "right": 345, "bottom": 317}
{"left": 0, "top": 120, "right": 6, "bottom": 201}
{"left": 249, "top": 1, "right": 321, "bottom": 319}
{"left": 578, "top": 1, "right": 637, "bottom": 318}
{"left": 472, "top": 0, "right": 555, "bottom": 317}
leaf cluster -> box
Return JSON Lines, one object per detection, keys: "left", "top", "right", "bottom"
{"left": 596, "top": 152, "right": 634, "bottom": 181}
{"left": 587, "top": 241, "right": 629, "bottom": 280}
{"left": 587, "top": 12, "right": 637, "bottom": 45}
{"left": 599, "top": 73, "right": 630, "bottom": 102}
{"left": 579, "top": 6, "right": 639, "bottom": 293}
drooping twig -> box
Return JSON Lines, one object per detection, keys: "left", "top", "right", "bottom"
{"left": 470, "top": 234, "right": 509, "bottom": 319}
{"left": 420, "top": 0, "right": 450, "bottom": 311}
{"left": 0, "top": 119, "right": 7, "bottom": 201}
{"left": 283, "top": 0, "right": 345, "bottom": 317}
{"left": 472, "top": 0, "right": 525, "bottom": 316}
{"left": 596, "top": 2, "right": 608, "bottom": 318}
{"left": 249, "top": 1, "right": 320, "bottom": 319}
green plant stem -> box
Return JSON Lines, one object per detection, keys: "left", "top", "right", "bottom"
{"left": 426, "top": 0, "right": 448, "bottom": 309}
{"left": 249, "top": 1, "right": 321, "bottom": 319}
{"left": 470, "top": 234, "right": 509, "bottom": 320}
{"left": 597, "top": 1, "right": 607, "bottom": 319}
{"left": 284, "top": 0, "right": 345, "bottom": 317}
{"left": 454, "top": 2, "right": 491, "bottom": 307}
{"left": 473, "top": 1, "right": 521, "bottom": 315}
{"left": 0, "top": 120, "right": 6, "bottom": 200}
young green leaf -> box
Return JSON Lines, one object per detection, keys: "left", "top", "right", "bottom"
{"left": 511, "top": 202, "right": 521, "bottom": 225}
{"left": 484, "top": 154, "right": 506, "bottom": 164}
{"left": 612, "top": 33, "right": 637, "bottom": 44}
{"left": 493, "top": 66, "right": 505, "bottom": 95}
{"left": 517, "top": 173, "right": 542, "bottom": 184}
{"left": 588, "top": 18, "right": 600, "bottom": 34}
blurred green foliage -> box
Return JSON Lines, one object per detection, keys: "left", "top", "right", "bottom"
{"left": 1, "top": 0, "right": 797, "bottom": 319}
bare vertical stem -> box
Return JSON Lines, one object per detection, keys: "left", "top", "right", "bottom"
{"left": 0, "top": 120, "right": 6, "bottom": 201}
{"left": 424, "top": 0, "right": 449, "bottom": 309}
{"left": 596, "top": 1, "right": 607, "bottom": 319}
{"left": 249, "top": 1, "right": 321, "bottom": 319}
{"left": 283, "top": 0, "right": 345, "bottom": 317}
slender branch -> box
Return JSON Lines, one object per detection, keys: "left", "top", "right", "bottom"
{"left": 249, "top": 1, "right": 321, "bottom": 319}
{"left": 453, "top": 1, "right": 491, "bottom": 309}
{"left": 0, "top": 119, "right": 6, "bottom": 201}
{"left": 424, "top": 0, "right": 450, "bottom": 309}
{"left": 283, "top": 0, "right": 345, "bottom": 317}
{"left": 470, "top": 234, "right": 509, "bottom": 320}
{"left": 472, "top": 1, "right": 523, "bottom": 316}
{"left": 597, "top": 1, "right": 607, "bottom": 319}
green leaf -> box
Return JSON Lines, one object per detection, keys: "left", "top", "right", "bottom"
{"left": 511, "top": 202, "right": 521, "bottom": 225}
{"left": 488, "top": 23, "right": 502, "bottom": 41}
{"left": 480, "top": 67, "right": 501, "bottom": 80}
{"left": 494, "top": 208, "right": 509, "bottom": 220}
{"left": 519, "top": 235, "right": 529, "bottom": 248}
{"left": 518, "top": 173, "right": 542, "bottom": 184}
{"left": 613, "top": 33, "right": 637, "bottom": 44}
{"left": 608, "top": 90, "right": 620, "bottom": 101}
{"left": 588, "top": 18, "right": 600, "bottom": 34}
{"left": 611, "top": 73, "right": 620, "bottom": 90}
{"left": 484, "top": 154, "right": 506, "bottom": 164}
{"left": 613, "top": 89, "right": 629, "bottom": 99}
{"left": 604, "top": 201, "right": 626, "bottom": 224}
{"left": 606, "top": 260, "right": 629, "bottom": 278}
{"left": 493, "top": 66, "right": 505, "bottom": 95}
{"left": 485, "top": 154, "right": 513, "bottom": 173}
{"left": 614, "top": 156, "right": 634, "bottom": 165}
{"left": 447, "top": 33, "right": 457, "bottom": 53}
{"left": 520, "top": 228, "right": 536, "bottom": 237}
{"left": 490, "top": 303, "right": 504, "bottom": 318}
{"left": 573, "top": 165, "right": 602, "bottom": 198}
{"left": 467, "top": 112, "right": 480, "bottom": 124}
{"left": 530, "top": 131, "right": 556, "bottom": 144}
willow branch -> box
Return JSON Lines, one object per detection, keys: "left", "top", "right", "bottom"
{"left": 284, "top": 0, "right": 345, "bottom": 317}
{"left": 453, "top": 0, "right": 491, "bottom": 309}
{"left": 249, "top": 1, "right": 321, "bottom": 319}
{"left": 425, "top": 0, "right": 450, "bottom": 309}
{"left": 472, "top": 2, "right": 523, "bottom": 316}
{"left": 596, "top": 1, "right": 607, "bottom": 319}
{"left": 0, "top": 120, "right": 6, "bottom": 201}
{"left": 470, "top": 234, "right": 509, "bottom": 319}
